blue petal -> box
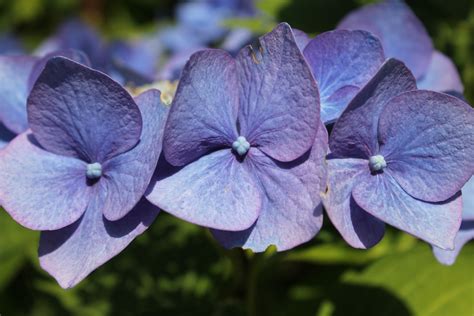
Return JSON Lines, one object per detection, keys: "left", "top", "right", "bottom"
{"left": 417, "top": 51, "right": 464, "bottom": 93}
{"left": 432, "top": 220, "right": 474, "bottom": 265}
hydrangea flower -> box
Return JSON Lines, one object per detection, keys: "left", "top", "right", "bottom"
{"left": 0, "top": 50, "right": 89, "bottom": 148}
{"left": 338, "top": 0, "right": 463, "bottom": 93}
{"left": 323, "top": 59, "right": 474, "bottom": 249}
{"left": 146, "top": 23, "right": 328, "bottom": 252}
{"left": 433, "top": 177, "right": 474, "bottom": 265}
{"left": 302, "top": 29, "right": 385, "bottom": 124}
{"left": 0, "top": 57, "right": 168, "bottom": 288}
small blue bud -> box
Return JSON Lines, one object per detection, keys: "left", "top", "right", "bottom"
{"left": 232, "top": 136, "right": 250, "bottom": 156}
{"left": 86, "top": 162, "right": 102, "bottom": 179}
{"left": 369, "top": 155, "right": 387, "bottom": 172}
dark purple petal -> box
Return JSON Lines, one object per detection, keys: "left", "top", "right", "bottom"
{"left": 0, "top": 55, "right": 39, "bottom": 134}
{"left": 330, "top": 59, "right": 416, "bottom": 159}
{"left": 213, "top": 122, "right": 328, "bottom": 252}
{"left": 146, "top": 149, "right": 261, "bottom": 231}
{"left": 163, "top": 49, "right": 239, "bottom": 166}
{"left": 0, "top": 132, "right": 90, "bottom": 230}
{"left": 379, "top": 90, "right": 474, "bottom": 202}
{"left": 237, "top": 23, "right": 320, "bottom": 162}
{"left": 0, "top": 123, "right": 16, "bottom": 149}
{"left": 352, "top": 171, "right": 462, "bottom": 249}
{"left": 28, "top": 49, "right": 91, "bottom": 91}
{"left": 39, "top": 197, "right": 159, "bottom": 289}
{"left": 432, "top": 220, "right": 474, "bottom": 265}
{"left": 323, "top": 157, "right": 385, "bottom": 249}
{"left": 338, "top": 0, "right": 433, "bottom": 78}
{"left": 27, "top": 57, "right": 142, "bottom": 162}
{"left": 303, "top": 30, "right": 385, "bottom": 123}
{"left": 102, "top": 90, "right": 168, "bottom": 221}
{"left": 417, "top": 51, "right": 464, "bottom": 93}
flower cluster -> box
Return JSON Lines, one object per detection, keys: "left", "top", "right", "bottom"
{"left": 0, "top": 1, "right": 472, "bottom": 289}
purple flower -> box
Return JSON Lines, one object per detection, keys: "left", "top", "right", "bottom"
{"left": 433, "top": 177, "right": 474, "bottom": 265}
{"left": 302, "top": 29, "right": 385, "bottom": 124}
{"left": 338, "top": 0, "right": 463, "bottom": 93}
{"left": 0, "top": 57, "right": 168, "bottom": 288}
{"left": 146, "top": 23, "right": 328, "bottom": 252}
{"left": 0, "top": 33, "right": 24, "bottom": 55}
{"left": 0, "top": 50, "right": 89, "bottom": 148}
{"left": 323, "top": 59, "right": 474, "bottom": 249}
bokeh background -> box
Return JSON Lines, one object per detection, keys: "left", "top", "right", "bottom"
{"left": 0, "top": 0, "right": 473, "bottom": 315}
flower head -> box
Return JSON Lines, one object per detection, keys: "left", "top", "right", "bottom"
{"left": 146, "top": 23, "right": 328, "bottom": 252}
{"left": 0, "top": 57, "right": 169, "bottom": 288}
{"left": 323, "top": 59, "right": 474, "bottom": 249}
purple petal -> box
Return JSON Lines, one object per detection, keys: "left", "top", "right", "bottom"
{"left": 417, "top": 51, "right": 464, "bottom": 93}
{"left": 163, "top": 49, "right": 239, "bottom": 166}
{"left": 0, "top": 55, "right": 39, "bottom": 134}
{"left": 146, "top": 149, "right": 261, "bottom": 231}
{"left": 338, "top": 0, "right": 433, "bottom": 79}
{"left": 303, "top": 30, "right": 385, "bottom": 124}
{"left": 39, "top": 196, "right": 159, "bottom": 289}
{"left": 352, "top": 171, "right": 462, "bottom": 249}
{"left": 462, "top": 177, "right": 474, "bottom": 220}
{"left": 27, "top": 57, "right": 142, "bottom": 162}
{"left": 330, "top": 59, "right": 416, "bottom": 159}
{"left": 102, "top": 90, "right": 168, "bottom": 221}
{"left": 28, "top": 49, "right": 91, "bottom": 91}
{"left": 237, "top": 23, "right": 320, "bottom": 162}
{"left": 432, "top": 220, "right": 474, "bottom": 265}
{"left": 0, "top": 132, "right": 90, "bottom": 230}
{"left": 212, "top": 122, "right": 328, "bottom": 252}
{"left": 378, "top": 90, "right": 474, "bottom": 202}
{"left": 158, "top": 47, "right": 204, "bottom": 81}
{"left": 0, "top": 123, "right": 16, "bottom": 149}
{"left": 292, "top": 28, "right": 310, "bottom": 51}
{"left": 323, "top": 157, "right": 385, "bottom": 249}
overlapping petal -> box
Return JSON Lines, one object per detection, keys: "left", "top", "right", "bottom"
{"left": 462, "top": 177, "right": 474, "bottom": 220}
{"left": 163, "top": 49, "right": 239, "bottom": 166}
{"left": 102, "top": 90, "right": 168, "bottom": 221}
{"left": 213, "top": 123, "right": 328, "bottom": 251}
{"left": 338, "top": 0, "right": 433, "bottom": 78}
{"left": 323, "top": 157, "right": 385, "bottom": 249}
{"left": 146, "top": 149, "right": 261, "bottom": 231}
{"left": 330, "top": 59, "right": 416, "bottom": 159}
{"left": 303, "top": 30, "right": 385, "bottom": 123}
{"left": 432, "top": 221, "right": 474, "bottom": 265}
{"left": 237, "top": 23, "right": 320, "bottom": 162}
{"left": 379, "top": 91, "right": 474, "bottom": 202}
{"left": 27, "top": 57, "right": 142, "bottom": 162}
{"left": 39, "top": 195, "right": 159, "bottom": 289}
{"left": 0, "top": 132, "right": 90, "bottom": 230}
{"left": 352, "top": 172, "right": 462, "bottom": 249}
{"left": 417, "top": 51, "right": 464, "bottom": 93}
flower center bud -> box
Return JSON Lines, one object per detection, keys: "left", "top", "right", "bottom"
{"left": 232, "top": 136, "right": 250, "bottom": 156}
{"left": 86, "top": 162, "right": 102, "bottom": 179}
{"left": 369, "top": 155, "right": 387, "bottom": 172}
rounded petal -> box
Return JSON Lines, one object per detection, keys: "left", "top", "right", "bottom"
{"left": 0, "top": 55, "right": 39, "bottom": 134}
{"left": 213, "top": 123, "right": 328, "bottom": 252}
{"left": 338, "top": 0, "right": 433, "bottom": 78}
{"left": 0, "top": 132, "right": 90, "bottom": 230}
{"left": 432, "top": 220, "right": 474, "bottom": 265}
{"left": 39, "top": 196, "right": 159, "bottom": 289}
{"left": 323, "top": 157, "right": 385, "bottom": 249}
{"left": 146, "top": 149, "right": 261, "bottom": 231}
{"left": 352, "top": 172, "right": 462, "bottom": 249}
{"left": 102, "top": 90, "right": 169, "bottom": 221}
{"left": 237, "top": 23, "right": 320, "bottom": 162}
{"left": 417, "top": 51, "right": 464, "bottom": 93}
{"left": 330, "top": 59, "right": 417, "bottom": 159}
{"left": 27, "top": 57, "right": 142, "bottom": 162}
{"left": 303, "top": 30, "right": 385, "bottom": 124}
{"left": 163, "top": 49, "right": 239, "bottom": 166}
{"left": 379, "top": 90, "right": 474, "bottom": 202}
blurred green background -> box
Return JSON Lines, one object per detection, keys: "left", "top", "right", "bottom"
{"left": 0, "top": 0, "right": 473, "bottom": 315}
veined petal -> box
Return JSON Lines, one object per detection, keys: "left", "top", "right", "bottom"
{"left": 379, "top": 90, "right": 474, "bottom": 202}
{"left": 237, "top": 23, "right": 320, "bottom": 162}
{"left": 213, "top": 122, "right": 328, "bottom": 252}
{"left": 163, "top": 49, "right": 239, "bottom": 166}
{"left": 417, "top": 51, "right": 464, "bottom": 93}
{"left": 0, "top": 132, "right": 90, "bottom": 230}
{"left": 39, "top": 196, "right": 159, "bottom": 289}
{"left": 323, "top": 157, "right": 385, "bottom": 249}
{"left": 146, "top": 150, "right": 261, "bottom": 231}
{"left": 432, "top": 220, "right": 474, "bottom": 265}
{"left": 27, "top": 57, "right": 142, "bottom": 162}
{"left": 352, "top": 171, "right": 462, "bottom": 249}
